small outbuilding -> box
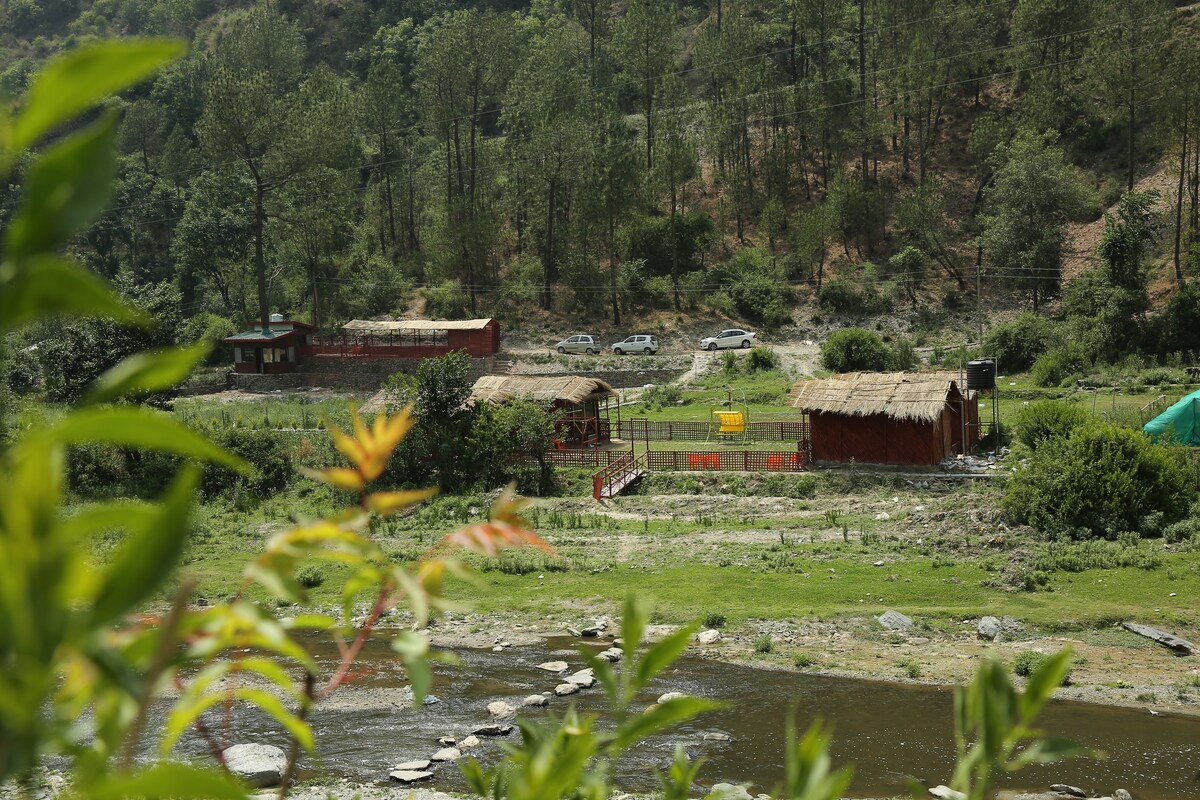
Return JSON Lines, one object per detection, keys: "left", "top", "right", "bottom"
{"left": 223, "top": 315, "right": 318, "bottom": 375}
{"left": 1144, "top": 389, "right": 1200, "bottom": 446}
{"left": 789, "top": 371, "right": 979, "bottom": 466}
{"left": 470, "top": 375, "right": 619, "bottom": 447}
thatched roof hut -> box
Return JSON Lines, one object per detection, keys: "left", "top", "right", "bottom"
{"left": 789, "top": 372, "right": 965, "bottom": 422}
{"left": 470, "top": 374, "right": 619, "bottom": 448}
{"left": 470, "top": 375, "right": 617, "bottom": 405}
{"left": 789, "top": 372, "right": 978, "bottom": 465}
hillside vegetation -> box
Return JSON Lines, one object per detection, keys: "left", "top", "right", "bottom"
{"left": 3, "top": 0, "right": 1200, "bottom": 376}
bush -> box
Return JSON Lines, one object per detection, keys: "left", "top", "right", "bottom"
{"left": 721, "top": 350, "right": 739, "bottom": 374}
{"left": 821, "top": 328, "right": 892, "bottom": 372}
{"left": 898, "top": 658, "right": 922, "bottom": 679}
{"left": 1030, "top": 342, "right": 1091, "bottom": 387}
{"left": 202, "top": 429, "right": 293, "bottom": 499}
{"left": 703, "top": 612, "right": 727, "bottom": 628}
{"left": 642, "top": 383, "right": 684, "bottom": 411}
{"left": 982, "top": 312, "right": 1057, "bottom": 373}
{"left": 763, "top": 473, "right": 818, "bottom": 499}
{"left": 746, "top": 346, "right": 779, "bottom": 373}
{"left": 890, "top": 338, "right": 918, "bottom": 370}
{"left": 1012, "top": 401, "right": 1088, "bottom": 451}
{"left": 1004, "top": 422, "right": 1193, "bottom": 537}
{"left": 296, "top": 565, "right": 325, "bottom": 589}
{"left": 754, "top": 635, "right": 774, "bottom": 654}
{"left": 1013, "top": 651, "right": 1072, "bottom": 685}
{"left": 793, "top": 652, "right": 817, "bottom": 668}
{"left": 422, "top": 280, "right": 470, "bottom": 319}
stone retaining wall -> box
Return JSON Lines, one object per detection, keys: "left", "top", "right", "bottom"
{"left": 231, "top": 356, "right": 496, "bottom": 392}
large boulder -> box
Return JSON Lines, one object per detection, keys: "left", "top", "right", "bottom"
{"left": 978, "top": 616, "right": 1002, "bottom": 641}
{"left": 537, "top": 661, "right": 569, "bottom": 673}
{"left": 389, "top": 770, "right": 433, "bottom": 784}
{"left": 708, "top": 783, "right": 753, "bottom": 800}
{"left": 222, "top": 744, "right": 287, "bottom": 788}
{"left": 696, "top": 629, "right": 722, "bottom": 645}
{"left": 393, "top": 760, "right": 431, "bottom": 771}
{"left": 487, "top": 700, "right": 515, "bottom": 718}
{"left": 566, "top": 669, "right": 596, "bottom": 688}
{"left": 523, "top": 694, "right": 549, "bottom": 707}
{"left": 430, "top": 747, "right": 461, "bottom": 762}
{"left": 554, "top": 682, "right": 580, "bottom": 697}
{"left": 472, "top": 724, "right": 513, "bottom": 737}
{"left": 657, "top": 691, "right": 688, "bottom": 704}
{"left": 878, "top": 610, "right": 914, "bottom": 631}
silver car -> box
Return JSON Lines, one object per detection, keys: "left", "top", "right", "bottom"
{"left": 699, "top": 328, "right": 757, "bottom": 351}
{"left": 554, "top": 335, "right": 598, "bottom": 355}
{"left": 612, "top": 335, "right": 659, "bottom": 355}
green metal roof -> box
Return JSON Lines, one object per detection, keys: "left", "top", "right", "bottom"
{"left": 224, "top": 329, "right": 294, "bottom": 343}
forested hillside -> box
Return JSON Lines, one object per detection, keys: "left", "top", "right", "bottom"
{"left": 2, "top": 0, "right": 1200, "bottom": 357}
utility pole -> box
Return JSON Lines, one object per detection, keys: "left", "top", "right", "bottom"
{"left": 975, "top": 246, "right": 983, "bottom": 345}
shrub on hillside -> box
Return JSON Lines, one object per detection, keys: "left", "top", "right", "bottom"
{"left": 821, "top": 328, "right": 892, "bottom": 372}
{"left": 1013, "top": 401, "right": 1088, "bottom": 451}
{"left": 1030, "top": 341, "right": 1090, "bottom": 387}
{"left": 202, "top": 428, "right": 293, "bottom": 499}
{"left": 746, "top": 346, "right": 779, "bottom": 373}
{"left": 982, "top": 312, "right": 1057, "bottom": 373}
{"left": 1003, "top": 422, "right": 1193, "bottom": 538}
{"left": 422, "top": 280, "right": 470, "bottom": 319}
{"left": 817, "top": 272, "right": 891, "bottom": 315}
{"left": 890, "top": 338, "right": 918, "bottom": 370}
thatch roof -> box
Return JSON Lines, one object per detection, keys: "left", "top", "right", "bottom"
{"left": 471, "top": 375, "right": 617, "bottom": 406}
{"left": 343, "top": 318, "right": 495, "bottom": 332}
{"left": 789, "top": 372, "right": 966, "bottom": 423}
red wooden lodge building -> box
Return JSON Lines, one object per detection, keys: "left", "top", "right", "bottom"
{"left": 789, "top": 371, "right": 979, "bottom": 466}
{"left": 224, "top": 316, "right": 501, "bottom": 375}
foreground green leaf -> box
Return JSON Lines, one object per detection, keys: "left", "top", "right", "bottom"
{"left": 85, "top": 343, "right": 212, "bottom": 404}
{"left": 0, "top": 256, "right": 144, "bottom": 332}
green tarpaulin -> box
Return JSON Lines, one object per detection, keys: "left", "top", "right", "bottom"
{"left": 1143, "top": 390, "right": 1200, "bottom": 446}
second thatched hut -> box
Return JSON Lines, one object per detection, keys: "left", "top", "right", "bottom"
{"left": 789, "top": 372, "right": 979, "bottom": 466}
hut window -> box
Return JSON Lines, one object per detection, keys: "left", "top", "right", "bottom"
{"left": 234, "top": 347, "right": 243, "bottom": 362}
{"left": 263, "top": 348, "right": 275, "bottom": 363}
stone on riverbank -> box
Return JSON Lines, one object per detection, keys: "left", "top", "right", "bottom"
{"left": 927, "top": 786, "right": 966, "bottom": 800}
{"left": 437, "top": 737, "right": 456, "bottom": 746}
{"left": 555, "top": 682, "right": 580, "bottom": 696}
{"left": 1115, "top": 791, "right": 1133, "bottom": 800}
{"left": 599, "top": 648, "right": 622, "bottom": 662}
{"left": 707, "top": 783, "right": 752, "bottom": 800}
{"left": 696, "top": 629, "right": 722, "bottom": 645}
{"left": 656, "top": 691, "right": 687, "bottom": 704}
{"left": 389, "top": 770, "right": 433, "bottom": 784}
{"left": 1049, "top": 785, "right": 1086, "bottom": 798}
{"left": 487, "top": 700, "right": 515, "bottom": 718}
{"left": 878, "top": 610, "right": 914, "bottom": 631}
{"left": 472, "top": 724, "right": 513, "bottom": 736}
{"left": 523, "top": 694, "right": 549, "bottom": 707}
{"left": 459, "top": 736, "right": 480, "bottom": 748}
{"left": 430, "top": 748, "right": 460, "bottom": 762}
{"left": 222, "top": 744, "right": 287, "bottom": 788}
{"left": 537, "top": 660, "right": 569, "bottom": 672}
{"left": 566, "top": 668, "right": 596, "bottom": 687}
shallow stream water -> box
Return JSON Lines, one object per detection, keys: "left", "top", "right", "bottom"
{"left": 172, "top": 637, "right": 1200, "bottom": 799}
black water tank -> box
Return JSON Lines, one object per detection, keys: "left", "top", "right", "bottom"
{"left": 966, "top": 359, "right": 996, "bottom": 390}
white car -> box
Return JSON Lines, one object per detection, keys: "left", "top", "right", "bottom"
{"left": 554, "top": 335, "right": 599, "bottom": 355}
{"left": 612, "top": 335, "right": 659, "bottom": 355}
{"left": 699, "top": 329, "right": 757, "bottom": 351}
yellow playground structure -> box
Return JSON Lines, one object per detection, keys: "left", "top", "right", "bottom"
{"left": 713, "top": 410, "right": 746, "bottom": 440}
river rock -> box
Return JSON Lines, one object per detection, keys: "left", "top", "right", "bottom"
{"left": 430, "top": 747, "right": 461, "bottom": 762}
{"left": 487, "top": 700, "right": 516, "bottom": 717}
{"left": 459, "top": 735, "right": 480, "bottom": 749}
{"left": 222, "top": 744, "right": 287, "bottom": 788}
{"left": 389, "top": 770, "right": 433, "bottom": 784}
{"left": 657, "top": 691, "right": 687, "bottom": 704}
{"left": 393, "top": 760, "right": 431, "bottom": 771}
{"left": 696, "top": 629, "right": 722, "bottom": 645}
{"left": 555, "top": 682, "right": 580, "bottom": 696}
{"left": 599, "top": 648, "right": 622, "bottom": 662}
{"left": 538, "top": 660, "right": 569, "bottom": 672}
{"left": 581, "top": 627, "right": 601, "bottom": 638}
{"left": 878, "top": 610, "right": 914, "bottom": 631}
{"left": 472, "top": 724, "right": 513, "bottom": 737}
{"left": 708, "top": 783, "right": 753, "bottom": 800}
{"left": 928, "top": 786, "right": 966, "bottom": 800}
{"left": 1049, "top": 785, "right": 1086, "bottom": 798}
{"left": 566, "top": 668, "right": 596, "bottom": 688}
{"left": 1115, "top": 791, "right": 1133, "bottom": 800}
{"left": 523, "top": 694, "right": 549, "bottom": 707}
{"left": 403, "top": 687, "right": 441, "bottom": 705}
{"left": 702, "top": 732, "right": 732, "bottom": 742}
{"left": 437, "top": 737, "right": 456, "bottom": 746}
{"left": 567, "top": 627, "right": 583, "bottom": 637}
{"left": 978, "top": 616, "right": 1002, "bottom": 641}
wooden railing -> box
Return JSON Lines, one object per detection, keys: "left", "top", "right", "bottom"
{"left": 616, "top": 418, "right": 810, "bottom": 442}
{"left": 644, "top": 449, "right": 807, "bottom": 472}
{"left": 593, "top": 451, "right": 647, "bottom": 500}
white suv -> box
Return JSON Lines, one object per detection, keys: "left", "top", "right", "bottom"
{"left": 612, "top": 335, "right": 660, "bottom": 355}
{"left": 554, "top": 335, "right": 598, "bottom": 355}
{"left": 699, "top": 329, "right": 757, "bottom": 351}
